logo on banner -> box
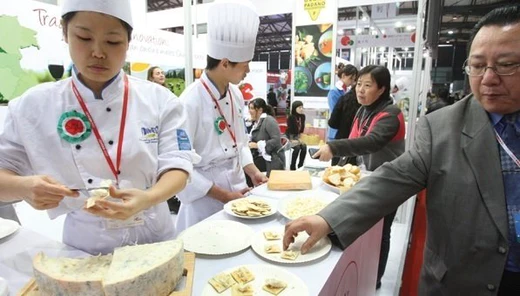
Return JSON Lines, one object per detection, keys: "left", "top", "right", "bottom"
{"left": 304, "top": 0, "right": 326, "bottom": 21}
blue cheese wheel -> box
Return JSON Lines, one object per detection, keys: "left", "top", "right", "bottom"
{"left": 103, "top": 240, "right": 184, "bottom": 296}
{"left": 33, "top": 253, "right": 112, "bottom": 296}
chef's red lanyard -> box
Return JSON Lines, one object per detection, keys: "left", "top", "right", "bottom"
{"left": 200, "top": 78, "right": 237, "bottom": 148}
{"left": 71, "top": 75, "right": 129, "bottom": 184}
{"left": 495, "top": 130, "right": 520, "bottom": 168}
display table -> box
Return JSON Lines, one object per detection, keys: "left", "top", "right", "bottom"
{"left": 0, "top": 180, "right": 384, "bottom": 296}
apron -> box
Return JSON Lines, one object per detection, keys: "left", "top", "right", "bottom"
{"left": 63, "top": 201, "right": 173, "bottom": 255}
{"left": 175, "top": 158, "right": 247, "bottom": 236}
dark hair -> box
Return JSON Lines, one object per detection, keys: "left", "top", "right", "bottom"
{"left": 62, "top": 12, "right": 133, "bottom": 41}
{"left": 206, "top": 55, "right": 238, "bottom": 71}
{"left": 291, "top": 100, "right": 304, "bottom": 116}
{"left": 337, "top": 64, "right": 358, "bottom": 79}
{"left": 467, "top": 5, "right": 520, "bottom": 53}
{"left": 249, "top": 98, "right": 275, "bottom": 116}
{"left": 357, "top": 65, "right": 391, "bottom": 102}
{"left": 147, "top": 66, "right": 160, "bottom": 81}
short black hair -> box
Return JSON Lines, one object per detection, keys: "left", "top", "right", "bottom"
{"left": 62, "top": 12, "right": 133, "bottom": 41}
{"left": 357, "top": 65, "right": 391, "bottom": 102}
{"left": 467, "top": 5, "right": 520, "bottom": 53}
{"left": 205, "top": 55, "right": 238, "bottom": 71}
{"left": 337, "top": 64, "right": 358, "bottom": 79}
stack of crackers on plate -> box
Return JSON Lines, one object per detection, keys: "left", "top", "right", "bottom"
{"left": 231, "top": 199, "right": 271, "bottom": 217}
{"left": 208, "top": 266, "right": 287, "bottom": 295}
{"left": 322, "top": 164, "right": 362, "bottom": 192}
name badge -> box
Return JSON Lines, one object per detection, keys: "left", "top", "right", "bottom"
{"left": 104, "top": 212, "right": 145, "bottom": 229}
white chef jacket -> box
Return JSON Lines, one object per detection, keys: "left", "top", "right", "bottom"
{"left": 176, "top": 71, "right": 253, "bottom": 234}
{"left": 0, "top": 68, "right": 200, "bottom": 254}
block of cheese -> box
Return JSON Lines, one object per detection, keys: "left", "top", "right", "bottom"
{"left": 33, "top": 253, "right": 112, "bottom": 296}
{"left": 32, "top": 240, "right": 184, "bottom": 296}
{"left": 267, "top": 170, "right": 312, "bottom": 191}
{"left": 103, "top": 240, "right": 184, "bottom": 296}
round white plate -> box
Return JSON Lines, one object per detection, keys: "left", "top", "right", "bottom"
{"left": 278, "top": 190, "right": 338, "bottom": 220}
{"left": 223, "top": 196, "right": 277, "bottom": 220}
{"left": 178, "top": 220, "right": 254, "bottom": 255}
{"left": 251, "top": 227, "right": 331, "bottom": 264}
{"left": 201, "top": 264, "right": 309, "bottom": 296}
{"left": 321, "top": 171, "right": 371, "bottom": 194}
{"left": 0, "top": 277, "right": 7, "bottom": 296}
{"left": 0, "top": 218, "right": 20, "bottom": 240}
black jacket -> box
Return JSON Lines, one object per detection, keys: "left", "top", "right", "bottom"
{"left": 328, "top": 90, "right": 361, "bottom": 140}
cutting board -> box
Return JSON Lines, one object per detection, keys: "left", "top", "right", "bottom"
{"left": 267, "top": 170, "right": 312, "bottom": 191}
{"left": 18, "top": 252, "right": 195, "bottom": 296}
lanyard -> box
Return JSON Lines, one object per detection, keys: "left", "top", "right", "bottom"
{"left": 495, "top": 130, "right": 520, "bottom": 169}
{"left": 71, "top": 75, "right": 129, "bottom": 183}
{"left": 201, "top": 78, "right": 237, "bottom": 148}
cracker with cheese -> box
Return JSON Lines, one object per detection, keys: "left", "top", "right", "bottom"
{"left": 208, "top": 273, "right": 236, "bottom": 293}
{"left": 280, "top": 250, "right": 300, "bottom": 261}
{"left": 231, "top": 283, "right": 254, "bottom": 296}
{"left": 231, "top": 267, "right": 255, "bottom": 284}
{"left": 262, "top": 278, "right": 287, "bottom": 295}
{"left": 264, "top": 244, "right": 281, "bottom": 254}
{"left": 85, "top": 179, "right": 112, "bottom": 209}
{"left": 263, "top": 231, "right": 281, "bottom": 240}
{"left": 231, "top": 198, "right": 271, "bottom": 217}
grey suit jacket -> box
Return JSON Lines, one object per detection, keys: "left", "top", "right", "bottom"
{"left": 320, "top": 95, "right": 508, "bottom": 295}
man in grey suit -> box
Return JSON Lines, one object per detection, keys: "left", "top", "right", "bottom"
{"left": 284, "top": 5, "right": 520, "bottom": 295}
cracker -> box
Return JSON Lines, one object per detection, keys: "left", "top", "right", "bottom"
{"left": 231, "top": 283, "right": 254, "bottom": 296}
{"left": 263, "top": 231, "right": 281, "bottom": 240}
{"left": 264, "top": 244, "right": 281, "bottom": 254}
{"left": 281, "top": 250, "right": 299, "bottom": 261}
{"left": 231, "top": 267, "right": 255, "bottom": 284}
{"left": 262, "top": 279, "right": 287, "bottom": 295}
{"left": 208, "top": 273, "right": 236, "bottom": 293}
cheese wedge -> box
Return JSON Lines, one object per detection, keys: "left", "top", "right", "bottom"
{"left": 33, "top": 240, "right": 184, "bottom": 296}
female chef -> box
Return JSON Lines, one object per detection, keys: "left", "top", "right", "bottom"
{"left": 0, "top": 0, "right": 199, "bottom": 255}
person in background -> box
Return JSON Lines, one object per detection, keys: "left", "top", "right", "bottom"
{"left": 247, "top": 98, "right": 285, "bottom": 184}
{"left": 328, "top": 64, "right": 359, "bottom": 166}
{"left": 312, "top": 65, "right": 405, "bottom": 289}
{"left": 286, "top": 100, "right": 307, "bottom": 170}
{"left": 327, "top": 64, "right": 357, "bottom": 142}
{"left": 0, "top": 0, "right": 199, "bottom": 255}
{"left": 147, "top": 66, "right": 166, "bottom": 87}
{"left": 176, "top": 0, "right": 267, "bottom": 235}
{"left": 148, "top": 65, "right": 182, "bottom": 214}
{"left": 284, "top": 5, "right": 520, "bottom": 294}
{"left": 392, "top": 76, "right": 410, "bottom": 120}
{"left": 286, "top": 89, "right": 291, "bottom": 117}
{"left": 267, "top": 87, "right": 278, "bottom": 112}
{"left": 426, "top": 87, "right": 453, "bottom": 114}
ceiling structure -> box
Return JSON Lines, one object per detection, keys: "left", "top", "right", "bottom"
{"left": 147, "top": 0, "right": 515, "bottom": 56}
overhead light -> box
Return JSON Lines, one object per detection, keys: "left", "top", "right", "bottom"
{"left": 395, "top": 21, "right": 403, "bottom": 27}
{"left": 448, "top": 30, "right": 454, "bottom": 34}
{"left": 337, "top": 29, "right": 344, "bottom": 35}
{"left": 423, "top": 52, "right": 429, "bottom": 58}
{"left": 446, "top": 40, "right": 450, "bottom": 44}
{"left": 404, "top": 47, "right": 409, "bottom": 52}
{"left": 372, "top": 30, "right": 378, "bottom": 35}
{"left": 370, "top": 26, "right": 374, "bottom": 30}
{"left": 406, "top": 25, "right": 415, "bottom": 31}
{"left": 381, "top": 29, "right": 386, "bottom": 34}
{"left": 356, "top": 28, "right": 363, "bottom": 34}
{"left": 452, "top": 16, "right": 458, "bottom": 20}
{"left": 285, "top": 37, "right": 290, "bottom": 41}
{"left": 362, "top": 48, "right": 368, "bottom": 53}
{"left": 407, "top": 53, "right": 412, "bottom": 58}
{"left": 379, "top": 47, "right": 385, "bottom": 52}
{"left": 362, "top": 16, "right": 367, "bottom": 21}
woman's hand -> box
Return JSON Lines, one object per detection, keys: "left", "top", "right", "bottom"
{"left": 314, "top": 145, "right": 334, "bottom": 162}
{"left": 85, "top": 186, "right": 151, "bottom": 220}
{"left": 22, "top": 175, "right": 78, "bottom": 210}
{"left": 249, "top": 142, "right": 258, "bottom": 149}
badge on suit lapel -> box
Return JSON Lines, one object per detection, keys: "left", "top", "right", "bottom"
{"left": 57, "top": 110, "right": 91, "bottom": 143}
{"left": 214, "top": 116, "right": 226, "bottom": 135}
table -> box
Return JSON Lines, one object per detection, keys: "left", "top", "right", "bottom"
{"left": 0, "top": 180, "right": 384, "bottom": 296}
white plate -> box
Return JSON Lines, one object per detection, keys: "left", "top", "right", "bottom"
{"left": 278, "top": 190, "right": 338, "bottom": 220}
{"left": 0, "top": 218, "right": 20, "bottom": 240}
{"left": 0, "top": 277, "right": 7, "bottom": 296}
{"left": 251, "top": 227, "right": 331, "bottom": 264}
{"left": 201, "top": 264, "right": 309, "bottom": 296}
{"left": 178, "top": 220, "right": 254, "bottom": 255}
{"left": 223, "top": 196, "right": 277, "bottom": 219}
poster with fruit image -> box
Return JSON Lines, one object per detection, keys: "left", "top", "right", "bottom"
{"left": 293, "top": 23, "right": 333, "bottom": 98}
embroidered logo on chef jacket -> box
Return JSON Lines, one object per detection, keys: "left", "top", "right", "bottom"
{"left": 57, "top": 111, "right": 92, "bottom": 143}
{"left": 140, "top": 125, "right": 159, "bottom": 143}
{"left": 176, "top": 129, "right": 192, "bottom": 150}
{"left": 214, "top": 116, "right": 226, "bottom": 135}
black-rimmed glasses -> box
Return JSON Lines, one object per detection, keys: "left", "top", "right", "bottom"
{"left": 463, "top": 59, "right": 520, "bottom": 76}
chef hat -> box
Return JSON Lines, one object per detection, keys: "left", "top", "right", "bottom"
{"left": 394, "top": 77, "right": 409, "bottom": 91}
{"left": 61, "top": 0, "right": 133, "bottom": 28}
{"left": 207, "top": 0, "right": 260, "bottom": 63}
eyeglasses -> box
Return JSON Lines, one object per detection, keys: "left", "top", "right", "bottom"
{"left": 463, "top": 59, "right": 520, "bottom": 76}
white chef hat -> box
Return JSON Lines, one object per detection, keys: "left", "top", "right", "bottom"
{"left": 394, "top": 77, "right": 409, "bottom": 91}
{"left": 61, "top": 0, "right": 133, "bottom": 28}
{"left": 207, "top": 0, "right": 260, "bottom": 63}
